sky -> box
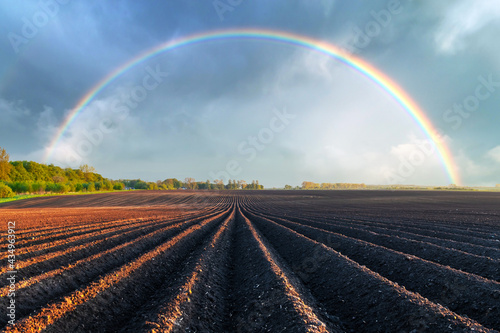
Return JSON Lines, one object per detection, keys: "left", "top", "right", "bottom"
{"left": 0, "top": 0, "right": 499, "bottom": 187}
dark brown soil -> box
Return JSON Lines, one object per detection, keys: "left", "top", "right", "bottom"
{"left": 0, "top": 190, "right": 498, "bottom": 332}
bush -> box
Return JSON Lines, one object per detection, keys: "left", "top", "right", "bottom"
{"left": 75, "top": 183, "right": 83, "bottom": 192}
{"left": 103, "top": 180, "right": 113, "bottom": 191}
{"left": 10, "top": 181, "right": 31, "bottom": 193}
{"left": 67, "top": 183, "right": 76, "bottom": 192}
{"left": 134, "top": 181, "right": 148, "bottom": 190}
{"left": 45, "top": 182, "right": 55, "bottom": 192}
{"left": 113, "top": 183, "right": 124, "bottom": 190}
{"left": 31, "top": 182, "right": 44, "bottom": 193}
{"left": 55, "top": 183, "right": 69, "bottom": 193}
{"left": 0, "top": 183, "right": 14, "bottom": 198}
{"left": 87, "top": 183, "right": 95, "bottom": 192}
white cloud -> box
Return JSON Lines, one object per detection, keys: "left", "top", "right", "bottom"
{"left": 30, "top": 45, "right": 488, "bottom": 186}
{"left": 453, "top": 149, "right": 491, "bottom": 186}
{"left": 0, "top": 98, "right": 31, "bottom": 129}
{"left": 435, "top": 0, "right": 500, "bottom": 54}
{"left": 321, "top": 0, "right": 336, "bottom": 17}
{"left": 265, "top": 49, "right": 452, "bottom": 185}
{"left": 487, "top": 145, "right": 500, "bottom": 164}
{"left": 44, "top": 92, "right": 132, "bottom": 168}
{"left": 443, "top": 147, "right": 500, "bottom": 186}
{"left": 36, "top": 106, "right": 57, "bottom": 139}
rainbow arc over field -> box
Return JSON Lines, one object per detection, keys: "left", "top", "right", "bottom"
{"left": 43, "top": 28, "right": 461, "bottom": 185}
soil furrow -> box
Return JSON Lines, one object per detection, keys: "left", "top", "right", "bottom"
{"left": 245, "top": 207, "right": 494, "bottom": 332}
{"left": 245, "top": 204, "right": 500, "bottom": 281}
{"left": 229, "top": 207, "right": 343, "bottom": 333}
{"left": 120, "top": 207, "right": 236, "bottom": 332}
{"left": 0, "top": 209, "right": 228, "bottom": 327}
{"left": 248, "top": 209, "right": 500, "bottom": 330}
{"left": 0, "top": 214, "right": 198, "bottom": 282}
{"left": 2, "top": 207, "right": 231, "bottom": 332}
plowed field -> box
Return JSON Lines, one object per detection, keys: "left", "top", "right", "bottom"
{"left": 1, "top": 190, "right": 499, "bottom": 332}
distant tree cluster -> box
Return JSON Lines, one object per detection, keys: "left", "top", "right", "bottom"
{"left": 120, "top": 179, "right": 154, "bottom": 190}
{"left": 121, "top": 178, "right": 264, "bottom": 191}
{"left": 301, "top": 181, "right": 367, "bottom": 190}
{"left": 198, "top": 179, "right": 263, "bottom": 190}
{"left": 0, "top": 147, "right": 126, "bottom": 198}
{"left": 0, "top": 146, "right": 264, "bottom": 198}
{"left": 0, "top": 161, "right": 126, "bottom": 197}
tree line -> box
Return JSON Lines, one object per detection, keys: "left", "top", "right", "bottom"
{"left": 0, "top": 147, "right": 263, "bottom": 198}
{"left": 300, "top": 181, "right": 367, "bottom": 190}
{"left": 0, "top": 146, "right": 126, "bottom": 198}
{"left": 121, "top": 178, "right": 263, "bottom": 191}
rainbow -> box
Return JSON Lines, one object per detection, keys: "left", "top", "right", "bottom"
{"left": 43, "top": 28, "right": 461, "bottom": 185}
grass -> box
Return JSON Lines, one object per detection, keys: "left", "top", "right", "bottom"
{"left": 0, "top": 190, "right": 131, "bottom": 205}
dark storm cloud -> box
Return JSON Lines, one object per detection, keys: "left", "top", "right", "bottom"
{"left": 0, "top": 0, "right": 499, "bottom": 186}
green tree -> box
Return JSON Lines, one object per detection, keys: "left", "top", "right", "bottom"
{"left": 67, "top": 183, "right": 76, "bottom": 192}
{"left": 24, "top": 161, "right": 49, "bottom": 181}
{"left": 103, "top": 180, "right": 113, "bottom": 191}
{"left": 31, "top": 182, "right": 44, "bottom": 193}
{"left": 64, "top": 168, "right": 79, "bottom": 182}
{"left": 0, "top": 147, "right": 12, "bottom": 181}
{"left": 52, "top": 183, "right": 69, "bottom": 193}
{"left": 302, "top": 181, "right": 319, "bottom": 189}
{"left": 8, "top": 181, "right": 31, "bottom": 193}
{"left": 79, "top": 164, "right": 96, "bottom": 174}
{"left": 87, "top": 183, "right": 96, "bottom": 192}
{"left": 135, "top": 180, "right": 148, "bottom": 189}
{"left": 184, "top": 177, "right": 197, "bottom": 190}
{"left": 162, "top": 179, "right": 175, "bottom": 190}
{"left": 0, "top": 183, "right": 14, "bottom": 198}
{"left": 52, "top": 175, "right": 66, "bottom": 183}
{"left": 214, "top": 179, "right": 224, "bottom": 190}
{"left": 9, "top": 162, "right": 31, "bottom": 181}
{"left": 80, "top": 164, "right": 97, "bottom": 182}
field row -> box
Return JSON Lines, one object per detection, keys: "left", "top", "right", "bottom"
{"left": 0, "top": 191, "right": 498, "bottom": 332}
